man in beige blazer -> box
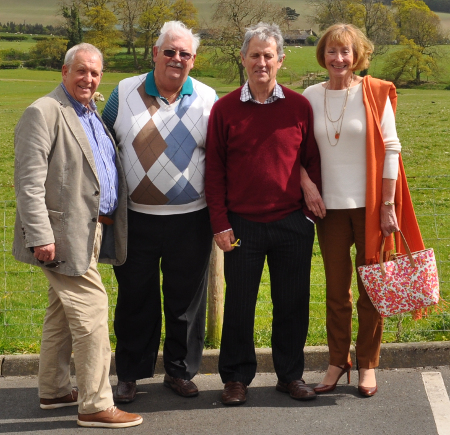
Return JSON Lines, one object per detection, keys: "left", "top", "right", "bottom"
{"left": 13, "top": 43, "right": 142, "bottom": 429}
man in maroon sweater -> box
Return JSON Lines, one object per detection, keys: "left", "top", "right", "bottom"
{"left": 205, "top": 23, "right": 322, "bottom": 405}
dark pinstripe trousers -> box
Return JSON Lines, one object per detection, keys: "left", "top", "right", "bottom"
{"left": 219, "top": 209, "right": 315, "bottom": 385}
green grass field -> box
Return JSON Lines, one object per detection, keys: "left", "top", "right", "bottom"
{"left": 1, "top": 43, "right": 450, "bottom": 354}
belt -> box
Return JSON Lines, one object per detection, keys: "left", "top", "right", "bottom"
{"left": 98, "top": 215, "right": 114, "bottom": 225}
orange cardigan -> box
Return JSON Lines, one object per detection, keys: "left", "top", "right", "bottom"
{"left": 362, "top": 75, "right": 424, "bottom": 264}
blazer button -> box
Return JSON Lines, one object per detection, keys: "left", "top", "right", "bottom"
{"left": 92, "top": 218, "right": 97, "bottom": 222}
{"left": 94, "top": 191, "right": 100, "bottom": 196}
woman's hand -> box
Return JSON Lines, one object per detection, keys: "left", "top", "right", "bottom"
{"left": 300, "top": 165, "right": 326, "bottom": 218}
{"left": 380, "top": 205, "right": 399, "bottom": 237}
{"left": 381, "top": 178, "right": 399, "bottom": 237}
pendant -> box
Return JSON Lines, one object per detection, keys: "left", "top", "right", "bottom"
{"left": 335, "top": 132, "right": 340, "bottom": 139}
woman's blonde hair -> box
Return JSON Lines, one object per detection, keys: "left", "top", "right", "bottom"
{"left": 316, "top": 23, "right": 374, "bottom": 71}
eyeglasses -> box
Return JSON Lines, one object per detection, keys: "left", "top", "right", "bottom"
{"left": 231, "top": 239, "right": 241, "bottom": 247}
{"left": 162, "top": 49, "right": 193, "bottom": 61}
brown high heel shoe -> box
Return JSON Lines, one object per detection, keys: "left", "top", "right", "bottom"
{"left": 314, "top": 362, "right": 352, "bottom": 394}
{"left": 358, "top": 369, "right": 377, "bottom": 397}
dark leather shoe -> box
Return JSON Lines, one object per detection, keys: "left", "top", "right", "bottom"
{"left": 221, "top": 381, "right": 247, "bottom": 406}
{"left": 358, "top": 385, "right": 378, "bottom": 397}
{"left": 40, "top": 388, "right": 78, "bottom": 409}
{"left": 77, "top": 406, "right": 143, "bottom": 428}
{"left": 163, "top": 374, "right": 199, "bottom": 397}
{"left": 276, "top": 379, "right": 317, "bottom": 401}
{"left": 113, "top": 380, "right": 137, "bottom": 403}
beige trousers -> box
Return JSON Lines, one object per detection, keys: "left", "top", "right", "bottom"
{"left": 39, "top": 223, "right": 114, "bottom": 414}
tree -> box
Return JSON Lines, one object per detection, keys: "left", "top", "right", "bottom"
{"left": 392, "top": 0, "right": 445, "bottom": 82}
{"left": 62, "top": 4, "right": 83, "bottom": 50}
{"left": 312, "top": 0, "right": 396, "bottom": 52}
{"left": 84, "top": 5, "right": 120, "bottom": 54}
{"left": 170, "top": 0, "right": 198, "bottom": 29}
{"left": 29, "top": 38, "right": 68, "bottom": 69}
{"left": 63, "top": 0, "right": 120, "bottom": 55}
{"left": 382, "top": 36, "right": 436, "bottom": 84}
{"left": 282, "top": 7, "right": 300, "bottom": 30}
{"left": 311, "top": 0, "right": 397, "bottom": 75}
{"left": 210, "top": 0, "right": 285, "bottom": 86}
{"left": 113, "top": 0, "right": 145, "bottom": 68}
{"left": 138, "top": 0, "right": 172, "bottom": 61}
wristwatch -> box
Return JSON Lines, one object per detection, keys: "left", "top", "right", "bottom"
{"left": 383, "top": 201, "right": 395, "bottom": 206}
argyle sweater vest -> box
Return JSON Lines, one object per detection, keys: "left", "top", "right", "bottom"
{"left": 114, "top": 74, "right": 216, "bottom": 215}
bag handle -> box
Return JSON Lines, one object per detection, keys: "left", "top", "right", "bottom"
{"left": 379, "top": 230, "right": 415, "bottom": 276}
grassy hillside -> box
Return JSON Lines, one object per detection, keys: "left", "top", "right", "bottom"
{"left": 1, "top": 0, "right": 328, "bottom": 30}
{"left": 0, "top": 0, "right": 448, "bottom": 32}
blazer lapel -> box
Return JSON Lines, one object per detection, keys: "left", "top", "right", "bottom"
{"left": 54, "top": 86, "right": 99, "bottom": 181}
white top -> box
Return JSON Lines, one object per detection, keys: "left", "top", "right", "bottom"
{"left": 302, "top": 82, "right": 401, "bottom": 209}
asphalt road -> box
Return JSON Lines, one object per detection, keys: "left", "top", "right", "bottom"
{"left": 1, "top": 367, "right": 449, "bottom": 435}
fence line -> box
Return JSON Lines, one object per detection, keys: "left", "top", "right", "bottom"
{"left": 1, "top": 178, "right": 449, "bottom": 353}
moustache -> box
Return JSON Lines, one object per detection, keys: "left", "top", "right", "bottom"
{"left": 167, "top": 61, "right": 183, "bottom": 68}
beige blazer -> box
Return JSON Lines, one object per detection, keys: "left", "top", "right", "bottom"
{"left": 13, "top": 85, "right": 127, "bottom": 276}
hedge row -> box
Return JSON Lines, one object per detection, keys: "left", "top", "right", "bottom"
{"left": 0, "top": 60, "right": 21, "bottom": 69}
{"left": 0, "top": 34, "right": 28, "bottom": 41}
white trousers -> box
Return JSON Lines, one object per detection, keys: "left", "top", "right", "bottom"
{"left": 38, "top": 223, "right": 114, "bottom": 414}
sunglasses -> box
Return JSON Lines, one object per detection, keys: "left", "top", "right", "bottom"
{"left": 30, "top": 247, "right": 65, "bottom": 268}
{"left": 162, "top": 49, "right": 193, "bottom": 61}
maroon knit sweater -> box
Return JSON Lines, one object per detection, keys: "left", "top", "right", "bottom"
{"left": 205, "top": 85, "right": 322, "bottom": 234}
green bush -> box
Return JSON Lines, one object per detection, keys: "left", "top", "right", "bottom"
{"left": 28, "top": 37, "right": 68, "bottom": 69}
{"left": 0, "top": 34, "right": 28, "bottom": 41}
{"left": 0, "top": 60, "right": 21, "bottom": 69}
{"left": 0, "top": 48, "right": 29, "bottom": 61}
{"left": 306, "top": 35, "right": 318, "bottom": 46}
{"left": 32, "top": 35, "right": 51, "bottom": 41}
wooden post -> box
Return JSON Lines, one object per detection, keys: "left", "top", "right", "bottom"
{"left": 207, "top": 240, "right": 224, "bottom": 348}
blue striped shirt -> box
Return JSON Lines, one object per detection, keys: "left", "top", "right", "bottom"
{"left": 61, "top": 84, "right": 118, "bottom": 215}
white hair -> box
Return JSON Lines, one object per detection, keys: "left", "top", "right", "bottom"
{"left": 64, "top": 43, "right": 103, "bottom": 70}
{"left": 155, "top": 21, "right": 200, "bottom": 54}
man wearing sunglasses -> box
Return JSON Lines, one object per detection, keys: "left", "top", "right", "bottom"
{"left": 103, "top": 21, "right": 217, "bottom": 403}
{"left": 13, "top": 43, "right": 142, "bottom": 428}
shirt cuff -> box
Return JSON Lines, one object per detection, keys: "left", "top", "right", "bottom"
{"left": 214, "top": 228, "right": 232, "bottom": 236}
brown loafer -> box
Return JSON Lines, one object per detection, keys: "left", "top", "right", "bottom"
{"left": 40, "top": 388, "right": 79, "bottom": 409}
{"left": 113, "top": 380, "right": 137, "bottom": 403}
{"left": 163, "top": 374, "right": 199, "bottom": 397}
{"left": 77, "top": 406, "right": 143, "bottom": 428}
{"left": 276, "top": 379, "right": 317, "bottom": 401}
{"left": 221, "top": 381, "right": 247, "bottom": 406}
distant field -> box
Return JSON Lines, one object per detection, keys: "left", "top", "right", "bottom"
{"left": 0, "top": 0, "right": 320, "bottom": 30}
{"left": 1, "top": 0, "right": 449, "bottom": 33}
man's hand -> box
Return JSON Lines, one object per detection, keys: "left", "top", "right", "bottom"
{"left": 33, "top": 244, "right": 56, "bottom": 262}
{"left": 214, "top": 230, "right": 236, "bottom": 252}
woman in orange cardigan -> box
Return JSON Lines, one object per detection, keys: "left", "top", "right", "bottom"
{"left": 301, "top": 24, "right": 424, "bottom": 397}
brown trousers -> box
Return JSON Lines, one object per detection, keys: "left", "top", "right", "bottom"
{"left": 316, "top": 208, "right": 383, "bottom": 369}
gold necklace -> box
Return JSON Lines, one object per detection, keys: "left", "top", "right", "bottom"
{"left": 324, "top": 75, "right": 353, "bottom": 146}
